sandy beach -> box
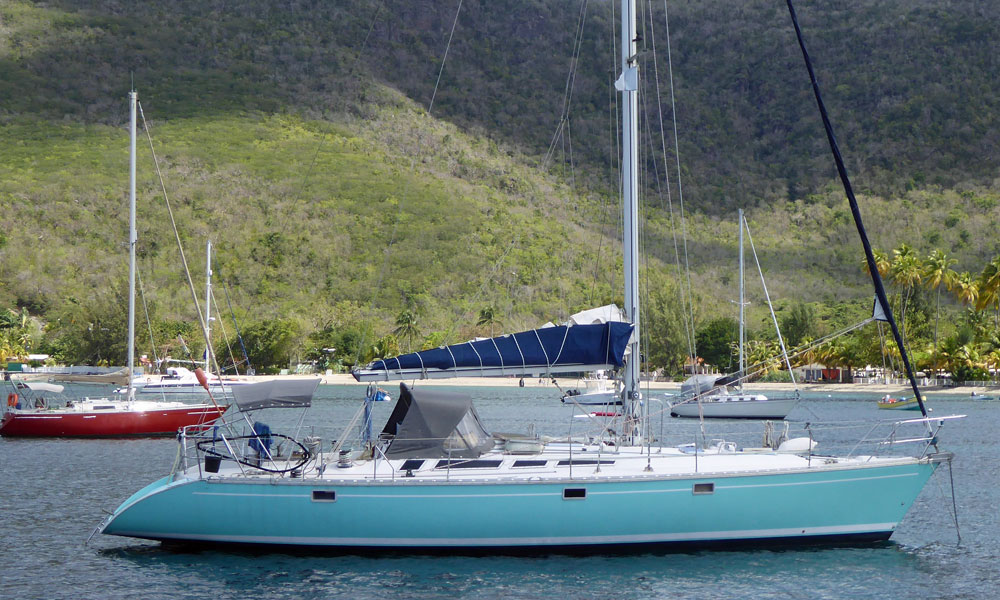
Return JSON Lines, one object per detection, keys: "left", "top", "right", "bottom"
{"left": 313, "top": 373, "right": 989, "bottom": 396}
{"left": 23, "top": 369, "right": 988, "bottom": 397}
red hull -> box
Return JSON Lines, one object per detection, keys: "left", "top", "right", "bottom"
{"left": 0, "top": 405, "right": 226, "bottom": 437}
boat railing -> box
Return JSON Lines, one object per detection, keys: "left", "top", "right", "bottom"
{"left": 177, "top": 423, "right": 315, "bottom": 478}
{"left": 846, "top": 414, "right": 965, "bottom": 459}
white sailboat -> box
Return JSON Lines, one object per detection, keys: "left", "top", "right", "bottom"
{"left": 98, "top": 1, "right": 958, "bottom": 549}
{"left": 116, "top": 241, "right": 254, "bottom": 397}
{"left": 670, "top": 209, "right": 799, "bottom": 419}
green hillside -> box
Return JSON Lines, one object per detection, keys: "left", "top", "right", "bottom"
{"left": 2, "top": 1, "right": 1000, "bottom": 375}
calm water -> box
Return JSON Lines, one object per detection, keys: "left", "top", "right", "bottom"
{"left": 2, "top": 383, "right": 997, "bottom": 599}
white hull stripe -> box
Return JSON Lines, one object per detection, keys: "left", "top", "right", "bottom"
{"left": 190, "top": 470, "right": 915, "bottom": 499}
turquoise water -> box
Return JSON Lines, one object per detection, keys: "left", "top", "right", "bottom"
{"left": 1, "top": 384, "right": 993, "bottom": 599}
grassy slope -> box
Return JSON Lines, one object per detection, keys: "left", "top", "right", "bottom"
{"left": 1, "top": 1, "right": 999, "bottom": 361}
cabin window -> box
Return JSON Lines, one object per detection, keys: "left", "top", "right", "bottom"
{"left": 693, "top": 482, "right": 715, "bottom": 495}
{"left": 400, "top": 459, "right": 425, "bottom": 471}
{"left": 434, "top": 459, "right": 503, "bottom": 469}
{"left": 512, "top": 460, "right": 548, "bottom": 467}
{"left": 557, "top": 459, "right": 615, "bottom": 466}
{"left": 312, "top": 490, "right": 337, "bottom": 502}
{"left": 563, "top": 488, "right": 587, "bottom": 500}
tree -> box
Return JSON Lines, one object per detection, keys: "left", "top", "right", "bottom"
{"left": 923, "top": 249, "right": 957, "bottom": 352}
{"left": 863, "top": 248, "right": 891, "bottom": 279}
{"left": 741, "top": 339, "right": 781, "bottom": 380}
{"left": 239, "top": 319, "right": 301, "bottom": 372}
{"left": 643, "top": 278, "right": 691, "bottom": 377}
{"left": 476, "top": 306, "right": 501, "bottom": 337}
{"left": 371, "top": 334, "right": 400, "bottom": 360}
{"left": 976, "top": 256, "right": 1000, "bottom": 328}
{"left": 393, "top": 310, "right": 420, "bottom": 352}
{"left": 953, "top": 271, "right": 979, "bottom": 307}
{"left": 695, "top": 317, "right": 739, "bottom": 372}
{"left": 779, "top": 302, "right": 815, "bottom": 348}
{"left": 889, "top": 244, "right": 923, "bottom": 345}
{"left": 0, "top": 307, "right": 33, "bottom": 362}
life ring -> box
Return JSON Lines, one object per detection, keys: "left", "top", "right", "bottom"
{"left": 7, "top": 393, "right": 18, "bottom": 407}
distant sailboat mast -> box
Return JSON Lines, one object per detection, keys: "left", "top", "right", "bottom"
{"left": 126, "top": 90, "right": 137, "bottom": 401}
{"left": 619, "top": 0, "right": 641, "bottom": 442}
{"left": 738, "top": 208, "right": 746, "bottom": 389}
{"left": 205, "top": 240, "right": 212, "bottom": 372}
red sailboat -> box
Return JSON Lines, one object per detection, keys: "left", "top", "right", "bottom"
{"left": 1, "top": 379, "right": 226, "bottom": 437}
{"left": 0, "top": 91, "right": 227, "bottom": 438}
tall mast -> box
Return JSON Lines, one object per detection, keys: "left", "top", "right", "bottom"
{"left": 619, "top": 0, "right": 641, "bottom": 440}
{"left": 738, "top": 208, "right": 745, "bottom": 389}
{"left": 126, "top": 90, "right": 137, "bottom": 400}
{"left": 205, "top": 239, "right": 212, "bottom": 372}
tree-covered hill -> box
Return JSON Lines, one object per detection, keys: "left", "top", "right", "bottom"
{"left": 2, "top": 0, "right": 1000, "bottom": 373}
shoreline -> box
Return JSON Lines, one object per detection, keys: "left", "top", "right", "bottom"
{"left": 25, "top": 370, "right": 991, "bottom": 397}
{"left": 310, "top": 373, "right": 991, "bottom": 396}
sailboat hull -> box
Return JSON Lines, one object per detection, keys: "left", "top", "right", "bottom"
{"left": 670, "top": 397, "right": 798, "bottom": 419}
{"left": 102, "top": 459, "right": 935, "bottom": 549}
{"left": 0, "top": 405, "right": 226, "bottom": 437}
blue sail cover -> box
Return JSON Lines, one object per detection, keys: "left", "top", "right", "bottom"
{"left": 352, "top": 322, "right": 634, "bottom": 382}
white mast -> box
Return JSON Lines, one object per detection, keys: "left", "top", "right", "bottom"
{"left": 738, "top": 208, "right": 745, "bottom": 389}
{"left": 126, "top": 90, "right": 137, "bottom": 400}
{"left": 618, "top": 0, "right": 641, "bottom": 441}
{"left": 205, "top": 240, "right": 212, "bottom": 372}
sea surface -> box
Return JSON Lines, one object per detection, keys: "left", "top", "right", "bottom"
{"left": 2, "top": 383, "right": 997, "bottom": 599}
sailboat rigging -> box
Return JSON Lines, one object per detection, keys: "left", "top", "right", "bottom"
{"left": 99, "top": 2, "right": 958, "bottom": 549}
{"left": 0, "top": 92, "right": 227, "bottom": 437}
{"left": 121, "top": 240, "right": 255, "bottom": 396}
{"left": 670, "top": 210, "right": 799, "bottom": 419}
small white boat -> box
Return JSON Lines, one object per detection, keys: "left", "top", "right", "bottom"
{"left": 117, "top": 366, "right": 254, "bottom": 396}
{"left": 669, "top": 375, "right": 798, "bottom": 419}
{"left": 560, "top": 370, "right": 621, "bottom": 406}
{"left": 669, "top": 393, "right": 799, "bottom": 419}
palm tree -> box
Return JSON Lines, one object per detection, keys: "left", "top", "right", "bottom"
{"left": 890, "top": 244, "right": 923, "bottom": 345}
{"left": 863, "top": 248, "right": 892, "bottom": 279}
{"left": 813, "top": 342, "right": 840, "bottom": 380}
{"left": 953, "top": 271, "right": 979, "bottom": 307}
{"left": 976, "top": 256, "right": 1000, "bottom": 328}
{"left": 794, "top": 336, "right": 816, "bottom": 368}
{"left": 0, "top": 307, "right": 31, "bottom": 362}
{"left": 923, "top": 249, "right": 958, "bottom": 352}
{"left": 742, "top": 339, "right": 781, "bottom": 380}
{"left": 393, "top": 310, "right": 420, "bottom": 352}
{"left": 476, "top": 306, "right": 501, "bottom": 337}
{"left": 985, "top": 348, "right": 1000, "bottom": 384}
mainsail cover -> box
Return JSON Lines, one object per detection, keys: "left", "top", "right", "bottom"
{"left": 353, "top": 321, "right": 634, "bottom": 382}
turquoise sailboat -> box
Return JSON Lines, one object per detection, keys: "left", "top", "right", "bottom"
{"left": 99, "top": 0, "right": 958, "bottom": 550}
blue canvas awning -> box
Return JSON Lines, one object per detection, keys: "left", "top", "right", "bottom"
{"left": 352, "top": 321, "right": 634, "bottom": 382}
